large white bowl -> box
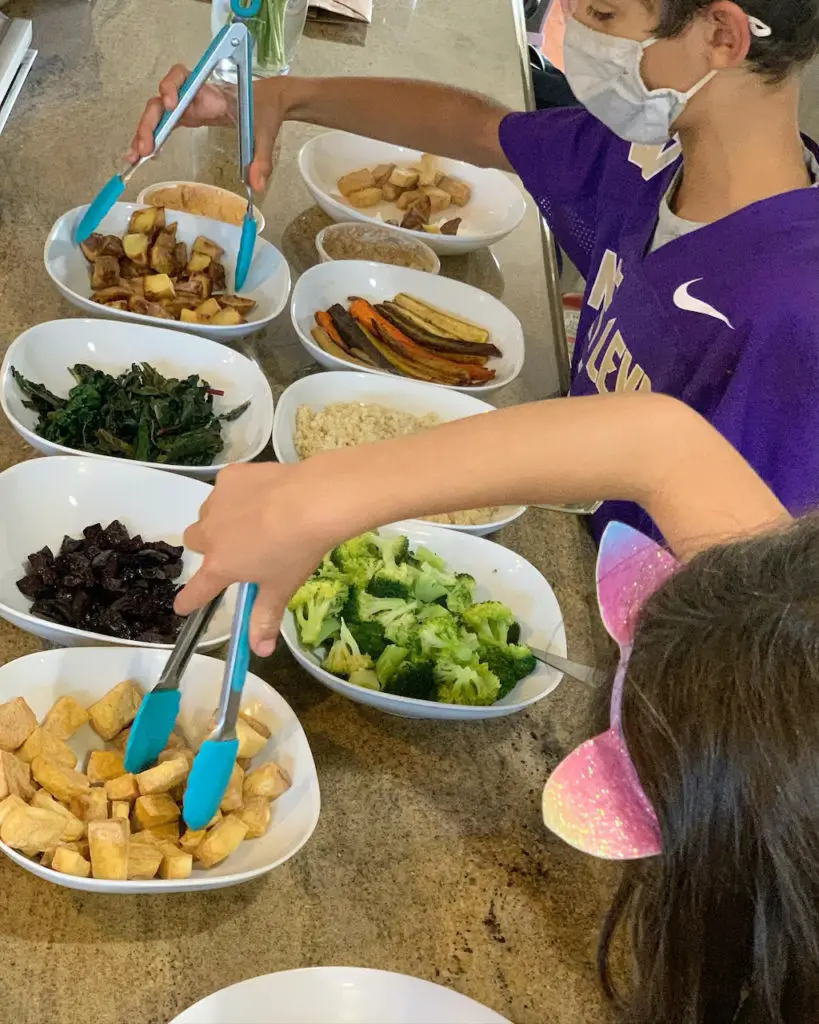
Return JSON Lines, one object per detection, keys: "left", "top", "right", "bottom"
{"left": 272, "top": 371, "right": 526, "bottom": 537}
{"left": 1, "top": 319, "right": 274, "bottom": 480}
{"left": 0, "top": 456, "right": 236, "bottom": 650}
{"left": 298, "top": 132, "right": 527, "bottom": 256}
{"left": 280, "top": 521, "right": 565, "bottom": 721}
{"left": 290, "top": 261, "right": 524, "bottom": 395}
{"left": 171, "top": 967, "right": 508, "bottom": 1023}
{"left": 0, "top": 646, "right": 320, "bottom": 894}
{"left": 45, "top": 203, "right": 291, "bottom": 341}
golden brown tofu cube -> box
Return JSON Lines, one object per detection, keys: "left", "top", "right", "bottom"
{"left": 194, "top": 297, "right": 221, "bottom": 320}
{"left": 243, "top": 762, "right": 291, "bottom": 802}
{"left": 105, "top": 773, "right": 139, "bottom": 802}
{"left": 437, "top": 175, "right": 471, "bottom": 207}
{"left": 372, "top": 163, "right": 395, "bottom": 187}
{"left": 134, "top": 794, "right": 180, "bottom": 831}
{"left": 194, "top": 815, "right": 249, "bottom": 868}
{"left": 236, "top": 716, "right": 269, "bottom": 759}
{"left": 126, "top": 842, "right": 163, "bottom": 880}
{"left": 128, "top": 206, "right": 165, "bottom": 236}
{"left": 236, "top": 797, "right": 271, "bottom": 839}
{"left": 396, "top": 189, "right": 424, "bottom": 211}
{"left": 111, "top": 800, "right": 131, "bottom": 822}
{"left": 88, "top": 819, "right": 129, "bottom": 880}
{"left": 187, "top": 251, "right": 212, "bottom": 274}
{"left": 388, "top": 167, "right": 419, "bottom": 190}
{"left": 86, "top": 750, "right": 125, "bottom": 785}
{"left": 208, "top": 307, "right": 245, "bottom": 327}
{"left": 135, "top": 822, "right": 180, "bottom": 843}
{"left": 1, "top": 805, "right": 66, "bottom": 854}
{"left": 70, "top": 788, "right": 108, "bottom": 824}
{"left": 0, "top": 751, "right": 35, "bottom": 801}
{"left": 337, "top": 167, "right": 376, "bottom": 196}
{"left": 42, "top": 696, "right": 89, "bottom": 741}
{"left": 42, "top": 841, "right": 84, "bottom": 869}
{"left": 110, "top": 727, "right": 131, "bottom": 752}
{"left": 144, "top": 274, "right": 176, "bottom": 301}
{"left": 179, "top": 828, "right": 206, "bottom": 855}
{"left": 0, "top": 794, "right": 27, "bottom": 826}
{"left": 31, "top": 792, "right": 85, "bottom": 842}
{"left": 191, "top": 236, "right": 225, "bottom": 261}
{"left": 137, "top": 756, "right": 189, "bottom": 797}
{"left": 381, "top": 183, "right": 404, "bottom": 202}
{"left": 347, "top": 187, "right": 384, "bottom": 209}
{"left": 158, "top": 747, "right": 194, "bottom": 768}
{"left": 418, "top": 154, "right": 439, "bottom": 188}
{"left": 91, "top": 256, "right": 120, "bottom": 290}
{"left": 123, "top": 233, "right": 151, "bottom": 266}
{"left": 421, "top": 187, "right": 452, "bottom": 215}
{"left": 31, "top": 756, "right": 88, "bottom": 803}
{"left": 51, "top": 846, "right": 92, "bottom": 878}
{"left": 88, "top": 681, "right": 143, "bottom": 741}
{"left": 0, "top": 697, "right": 37, "bottom": 751}
{"left": 220, "top": 763, "right": 245, "bottom": 813}
{"left": 159, "top": 851, "right": 193, "bottom": 880}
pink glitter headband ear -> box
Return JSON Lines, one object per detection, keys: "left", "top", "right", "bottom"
{"left": 542, "top": 522, "right": 679, "bottom": 860}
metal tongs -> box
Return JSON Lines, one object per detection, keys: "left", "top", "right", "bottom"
{"left": 74, "top": 0, "right": 262, "bottom": 291}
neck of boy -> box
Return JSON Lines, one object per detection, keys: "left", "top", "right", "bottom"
{"left": 672, "top": 79, "right": 810, "bottom": 224}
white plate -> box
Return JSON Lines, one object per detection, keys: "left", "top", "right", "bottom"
{"left": 299, "top": 132, "right": 526, "bottom": 256}
{"left": 272, "top": 371, "right": 526, "bottom": 536}
{"left": 136, "top": 180, "right": 266, "bottom": 232}
{"left": 171, "top": 967, "right": 509, "bottom": 1023}
{"left": 45, "top": 203, "right": 291, "bottom": 341}
{"left": 0, "top": 646, "right": 320, "bottom": 893}
{"left": 1, "top": 319, "right": 274, "bottom": 480}
{"left": 0, "top": 456, "right": 236, "bottom": 650}
{"left": 279, "top": 521, "right": 565, "bottom": 720}
{"left": 290, "top": 261, "right": 524, "bottom": 396}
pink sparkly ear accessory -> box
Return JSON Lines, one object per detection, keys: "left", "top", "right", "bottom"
{"left": 542, "top": 522, "right": 679, "bottom": 860}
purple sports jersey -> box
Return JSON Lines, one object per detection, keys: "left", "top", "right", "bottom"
{"left": 499, "top": 108, "right": 819, "bottom": 540}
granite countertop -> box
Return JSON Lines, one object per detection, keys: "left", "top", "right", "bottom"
{"left": 0, "top": 2, "right": 617, "bottom": 1022}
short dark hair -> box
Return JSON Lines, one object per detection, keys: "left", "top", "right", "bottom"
{"left": 655, "top": 0, "right": 819, "bottom": 81}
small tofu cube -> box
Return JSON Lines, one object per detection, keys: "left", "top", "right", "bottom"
{"left": 236, "top": 797, "right": 271, "bottom": 839}
{"left": 372, "top": 163, "right": 395, "bottom": 186}
{"left": 88, "top": 681, "right": 143, "bottom": 741}
{"left": 337, "top": 167, "right": 376, "bottom": 196}
{"left": 123, "top": 233, "right": 151, "bottom": 266}
{"left": 18, "top": 729, "right": 77, "bottom": 769}
{"left": 220, "top": 763, "right": 245, "bottom": 813}
{"left": 144, "top": 274, "right": 176, "bottom": 301}
{"left": 128, "top": 207, "right": 165, "bottom": 235}
{"left": 389, "top": 167, "right": 419, "bottom": 190}
{"left": 347, "top": 187, "right": 384, "bottom": 209}
{"left": 134, "top": 794, "right": 180, "bottom": 831}
{"left": 31, "top": 792, "right": 85, "bottom": 842}
{"left": 111, "top": 801, "right": 131, "bottom": 822}
{"left": 396, "top": 189, "right": 424, "bottom": 211}
{"left": 437, "top": 175, "right": 472, "bottom": 207}
{"left": 0, "top": 794, "right": 27, "bottom": 826}
{"left": 31, "top": 756, "right": 88, "bottom": 803}
{"left": 70, "top": 788, "right": 108, "bottom": 823}
{"left": 110, "top": 727, "right": 131, "bottom": 753}
{"left": 126, "top": 843, "right": 163, "bottom": 880}
{"left": 159, "top": 851, "right": 193, "bottom": 880}
{"left": 0, "top": 751, "right": 34, "bottom": 801}
{"left": 105, "top": 773, "right": 139, "bottom": 802}
{"left": 158, "top": 748, "right": 194, "bottom": 768}
{"left": 191, "top": 236, "right": 225, "bottom": 261}
{"left": 239, "top": 711, "right": 271, "bottom": 740}
{"left": 208, "top": 307, "right": 245, "bottom": 327}
{"left": 88, "top": 819, "right": 129, "bottom": 880}
{"left": 381, "top": 183, "right": 404, "bottom": 202}
{"left": 133, "top": 822, "right": 180, "bottom": 844}
{"left": 42, "top": 696, "right": 89, "bottom": 741}
{"left": 243, "top": 762, "right": 291, "bottom": 802}
{"left": 1, "top": 806, "right": 66, "bottom": 853}
{"left": 195, "top": 815, "right": 249, "bottom": 868}
{"left": 236, "top": 718, "right": 268, "bottom": 760}
{"left": 51, "top": 847, "right": 92, "bottom": 878}
{"left": 86, "top": 750, "right": 125, "bottom": 784}
{"left": 418, "top": 154, "right": 439, "bottom": 188}
{"left": 179, "top": 828, "right": 206, "bottom": 855}
{"left": 137, "top": 756, "right": 189, "bottom": 796}
{"left": 421, "top": 187, "right": 452, "bottom": 215}
{"left": 194, "top": 297, "right": 221, "bottom": 320}
{"left": 0, "top": 697, "right": 37, "bottom": 751}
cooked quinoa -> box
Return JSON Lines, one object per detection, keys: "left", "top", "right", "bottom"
{"left": 293, "top": 401, "right": 501, "bottom": 527}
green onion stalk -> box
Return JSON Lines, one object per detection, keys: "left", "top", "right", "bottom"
{"left": 237, "top": 0, "right": 289, "bottom": 71}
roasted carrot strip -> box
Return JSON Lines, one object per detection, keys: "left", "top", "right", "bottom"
{"left": 315, "top": 310, "right": 346, "bottom": 349}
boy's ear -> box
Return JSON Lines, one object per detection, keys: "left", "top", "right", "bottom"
{"left": 703, "top": 1, "right": 753, "bottom": 69}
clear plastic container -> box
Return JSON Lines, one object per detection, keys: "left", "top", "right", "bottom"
{"left": 211, "top": 0, "right": 308, "bottom": 80}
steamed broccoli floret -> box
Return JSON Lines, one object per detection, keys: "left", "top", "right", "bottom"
{"left": 349, "top": 667, "right": 382, "bottom": 691}
{"left": 322, "top": 620, "right": 374, "bottom": 678}
{"left": 416, "top": 613, "right": 476, "bottom": 665}
{"left": 288, "top": 578, "right": 348, "bottom": 647}
{"left": 479, "top": 643, "right": 537, "bottom": 698}
{"left": 347, "top": 619, "right": 388, "bottom": 659}
{"left": 375, "top": 644, "right": 409, "bottom": 688}
{"left": 412, "top": 545, "right": 447, "bottom": 572}
{"left": 385, "top": 658, "right": 436, "bottom": 700}
{"left": 460, "top": 601, "right": 516, "bottom": 646}
{"left": 355, "top": 592, "right": 418, "bottom": 636}
{"left": 445, "top": 573, "right": 476, "bottom": 615}
{"left": 330, "top": 534, "right": 379, "bottom": 586}
{"left": 434, "top": 658, "right": 500, "bottom": 706}
{"left": 312, "top": 552, "right": 345, "bottom": 581}
{"left": 371, "top": 532, "right": 410, "bottom": 569}
{"left": 417, "top": 603, "right": 450, "bottom": 622}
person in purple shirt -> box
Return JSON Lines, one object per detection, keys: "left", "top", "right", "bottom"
{"left": 131, "top": 0, "right": 819, "bottom": 540}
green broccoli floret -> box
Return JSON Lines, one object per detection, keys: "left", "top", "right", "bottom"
{"left": 375, "top": 644, "right": 409, "bottom": 688}
{"left": 322, "top": 620, "right": 374, "bottom": 678}
{"left": 416, "top": 613, "right": 475, "bottom": 665}
{"left": 330, "top": 534, "right": 379, "bottom": 586}
{"left": 312, "top": 552, "right": 344, "bottom": 581}
{"left": 460, "top": 601, "right": 516, "bottom": 646}
{"left": 347, "top": 619, "right": 388, "bottom": 659}
{"left": 479, "top": 643, "right": 537, "bottom": 698}
{"left": 288, "top": 578, "right": 348, "bottom": 647}
{"left": 412, "top": 545, "right": 447, "bottom": 572}
{"left": 385, "top": 658, "right": 436, "bottom": 701}
{"left": 445, "top": 573, "right": 476, "bottom": 615}
{"left": 356, "top": 592, "right": 419, "bottom": 637}
{"left": 371, "top": 532, "right": 410, "bottom": 569}
{"left": 349, "top": 667, "right": 382, "bottom": 691}
{"left": 434, "top": 658, "right": 500, "bottom": 706}
{"left": 367, "top": 559, "right": 418, "bottom": 599}
{"left": 413, "top": 561, "right": 458, "bottom": 604}
{"left": 417, "top": 603, "right": 450, "bottom": 622}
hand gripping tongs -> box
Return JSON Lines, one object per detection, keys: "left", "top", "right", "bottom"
{"left": 74, "top": 0, "right": 261, "bottom": 291}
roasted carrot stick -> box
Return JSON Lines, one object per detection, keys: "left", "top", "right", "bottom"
{"left": 315, "top": 310, "right": 347, "bottom": 350}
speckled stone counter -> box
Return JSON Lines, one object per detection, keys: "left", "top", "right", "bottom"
{"left": 0, "top": 2, "right": 617, "bottom": 1022}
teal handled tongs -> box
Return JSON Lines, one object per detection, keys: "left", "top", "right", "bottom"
{"left": 74, "top": 0, "right": 261, "bottom": 291}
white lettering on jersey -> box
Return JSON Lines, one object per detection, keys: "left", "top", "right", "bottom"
{"left": 628, "top": 139, "right": 682, "bottom": 181}
{"left": 672, "top": 279, "right": 734, "bottom": 329}
{"left": 587, "top": 249, "right": 624, "bottom": 313}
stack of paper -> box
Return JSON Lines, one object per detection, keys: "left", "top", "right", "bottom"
{"left": 308, "top": 0, "right": 372, "bottom": 24}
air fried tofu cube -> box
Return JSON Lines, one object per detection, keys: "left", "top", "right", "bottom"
{"left": 396, "top": 189, "right": 424, "bottom": 211}
{"left": 243, "top": 762, "right": 291, "bottom": 802}
{"left": 86, "top": 750, "right": 126, "bottom": 784}
{"left": 381, "top": 183, "right": 403, "bottom": 202}
{"left": 437, "top": 175, "right": 472, "bottom": 207}
{"left": 421, "top": 186, "right": 452, "bottom": 215}
{"left": 0, "top": 794, "right": 27, "bottom": 826}
{"left": 0, "top": 751, "right": 35, "bottom": 801}
{"left": 18, "top": 727, "right": 78, "bottom": 769}
{"left": 220, "top": 763, "right": 244, "bottom": 813}
{"left": 0, "top": 697, "right": 37, "bottom": 751}
{"left": 158, "top": 747, "right": 194, "bottom": 768}
{"left": 194, "top": 815, "right": 249, "bottom": 868}
{"left": 105, "top": 773, "right": 139, "bottom": 802}
{"left": 111, "top": 801, "right": 131, "bottom": 822}
{"left": 372, "top": 163, "right": 395, "bottom": 186}
{"left": 51, "top": 847, "right": 92, "bottom": 878}
{"left": 388, "top": 167, "right": 419, "bottom": 190}
{"left": 31, "top": 757, "right": 88, "bottom": 803}
{"left": 159, "top": 850, "right": 193, "bottom": 880}
{"left": 43, "top": 696, "right": 89, "bottom": 741}
{"left": 88, "top": 819, "right": 129, "bottom": 880}
{"left": 418, "top": 154, "right": 439, "bottom": 188}
{"left": 337, "top": 167, "right": 376, "bottom": 196}
{"left": 137, "top": 756, "right": 189, "bottom": 796}
{"left": 31, "top": 792, "right": 85, "bottom": 842}
{"left": 126, "top": 842, "right": 163, "bottom": 880}
{"left": 133, "top": 822, "right": 179, "bottom": 844}
{"left": 347, "top": 187, "right": 384, "bottom": 209}
{"left": 70, "top": 788, "right": 108, "bottom": 823}
{"left": 236, "top": 797, "right": 271, "bottom": 839}
{"left": 237, "top": 712, "right": 270, "bottom": 759}
{"left": 134, "top": 794, "right": 180, "bottom": 831}
{"left": 178, "top": 828, "right": 206, "bottom": 855}
{"left": 1, "top": 805, "right": 66, "bottom": 853}
{"left": 88, "top": 681, "right": 143, "bottom": 741}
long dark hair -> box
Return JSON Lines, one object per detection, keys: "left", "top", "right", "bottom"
{"left": 597, "top": 517, "right": 819, "bottom": 1023}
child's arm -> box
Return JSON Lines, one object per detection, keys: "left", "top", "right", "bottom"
{"left": 177, "top": 393, "right": 788, "bottom": 656}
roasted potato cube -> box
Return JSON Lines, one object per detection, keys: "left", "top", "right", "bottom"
{"left": 243, "top": 762, "right": 291, "bottom": 802}
{"left": 90, "top": 255, "right": 120, "bottom": 290}
{"left": 70, "top": 788, "right": 108, "bottom": 823}
{"left": 0, "top": 697, "right": 37, "bottom": 752}
{"left": 236, "top": 716, "right": 269, "bottom": 759}
{"left": 153, "top": 225, "right": 178, "bottom": 249}
{"left": 119, "top": 256, "right": 148, "bottom": 280}
{"left": 236, "top": 797, "right": 271, "bottom": 839}
{"left": 337, "top": 167, "right": 376, "bottom": 196}
{"left": 396, "top": 189, "right": 424, "bottom": 211}
{"left": 176, "top": 273, "right": 211, "bottom": 301}
{"left": 191, "top": 236, "right": 225, "bottom": 261}
{"left": 92, "top": 286, "right": 133, "bottom": 305}
{"left": 144, "top": 274, "right": 176, "bottom": 301}
{"left": 0, "top": 751, "right": 35, "bottom": 801}
{"left": 131, "top": 295, "right": 175, "bottom": 319}
{"left": 127, "top": 842, "right": 163, "bottom": 879}
{"left": 1, "top": 805, "right": 66, "bottom": 854}
{"left": 217, "top": 294, "right": 257, "bottom": 315}
{"left": 43, "top": 696, "right": 89, "bottom": 741}
{"left": 79, "top": 233, "right": 105, "bottom": 262}
{"left": 220, "top": 763, "right": 245, "bottom": 813}
{"left": 31, "top": 791, "right": 85, "bottom": 842}
{"left": 194, "top": 297, "right": 222, "bottom": 320}
{"left": 88, "top": 819, "right": 129, "bottom": 880}
{"left": 159, "top": 850, "right": 193, "bottom": 880}
{"left": 195, "top": 815, "right": 249, "bottom": 868}
{"left": 137, "top": 756, "right": 189, "bottom": 796}
{"left": 86, "top": 750, "right": 126, "bottom": 784}
{"left": 134, "top": 794, "right": 180, "bottom": 831}
{"left": 180, "top": 309, "right": 200, "bottom": 324}
{"left": 98, "top": 234, "right": 125, "bottom": 259}
{"left": 187, "top": 251, "right": 211, "bottom": 274}
{"left": 111, "top": 800, "right": 131, "bottom": 822}
{"left": 437, "top": 175, "right": 471, "bottom": 207}
{"left": 418, "top": 154, "right": 439, "bottom": 188}
{"left": 105, "top": 773, "right": 138, "bottom": 802}
{"left": 104, "top": 300, "right": 129, "bottom": 311}
{"left": 149, "top": 243, "right": 179, "bottom": 276}
{"left": 0, "top": 794, "right": 27, "bottom": 826}
{"left": 389, "top": 167, "right": 419, "bottom": 190}
{"left": 52, "top": 846, "right": 92, "bottom": 878}
{"left": 179, "top": 828, "right": 206, "bottom": 855}
{"left": 208, "top": 261, "right": 227, "bottom": 292}
{"left": 123, "top": 233, "right": 151, "bottom": 266}
{"left": 209, "top": 307, "right": 245, "bottom": 327}
{"left": 88, "top": 681, "right": 143, "bottom": 741}
{"left": 165, "top": 298, "right": 199, "bottom": 319}
{"left": 372, "top": 163, "right": 395, "bottom": 187}
{"left": 421, "top": 186, "right": 452, "bottom": 215}
{"left": 18, "top": 727, "right": 77, "bottom": 769}
{"left": 128, "top": 206, "right": 165, "bottom": 236}
{"left": 347, "top": 187, "right": 384, "bottom": 209}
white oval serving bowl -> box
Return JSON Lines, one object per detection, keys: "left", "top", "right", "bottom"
{"left": 1, "top": 319, "right": 274, "bottom": 480}
{"left": 0, "top": 646, "right": 320, "bottom": 894}
{"left": 279, "top": 521, "right": 565, "bottom": 721}
{"left": 272, "top": 371, "right": 526, "bottom": 536}
{"left": 315, "top": 223, "right": 440, "bottom": 275}
{"left": 136, "top": 180, "right": 266, "bottom": 232}
{"left": 299, "top": 131, "right": 527, "bottom": 256}
{"left": 45, "top": 203, "right": 291, "bottom": 341}
{"left": 0, "top": 456, "right": 235, "bottom": 650}
{"left": 290, "top": 261, "right": 524, "bottom": 396}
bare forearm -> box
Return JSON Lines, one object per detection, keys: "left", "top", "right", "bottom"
{"left": 273, "top": 76, "right": 512, "bottom": 170}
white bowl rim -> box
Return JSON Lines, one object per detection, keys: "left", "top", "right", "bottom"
{"left": 136, "top": 180, "right": 266, "bottom": 232}
{"left": 315, "top": 223, "right": 441, "bottom": 275}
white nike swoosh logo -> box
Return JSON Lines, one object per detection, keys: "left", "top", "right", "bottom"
{"left": 672, "top": 279, "right": 734, "bottom": 329}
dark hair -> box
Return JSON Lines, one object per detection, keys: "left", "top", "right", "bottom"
{"left": 655, "top": 0, "right": 819, "bottom": 81}
{"left": 597, "top": 517, "right": 819, "bottom": 1023}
